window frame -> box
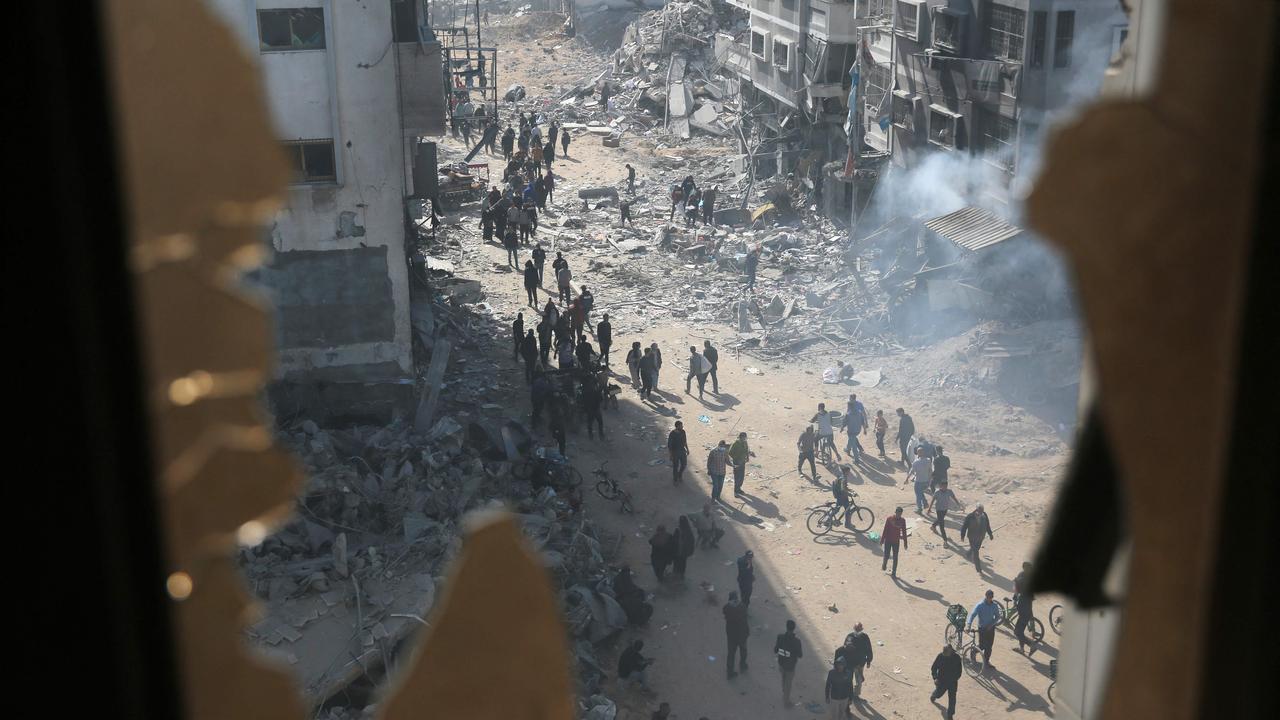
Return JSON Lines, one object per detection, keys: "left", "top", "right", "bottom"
{"left": 928, "top": 104, "right": 962, "bottom": 150}
{"left": 283, "top": 139, "right": 338, "bottom": 184}
{"left": 932, "top": 8, "right": 966, "bottom": 54}
{"left": 984, "top": 2, "right": 1026, "bottom": 63}
{"left": 772, "top": 38, "right": 792, "bottom": 71}
{"left": 980, "top": 107, "right": 1017, "bottom": 170}
{"left": 257, "top": 8, "right": 327, "bottom": 53}
{"left": 1028, "top": 11, "right": 1047, "bottom": 69}
{"left": 1054, "top": 10, "right": 1076, "bottom": 69}
{"left": 750, "top": 29, "right": 771, "bottom": 63}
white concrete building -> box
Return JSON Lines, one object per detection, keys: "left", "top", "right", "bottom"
{"left": 208, "top": 0, "right": 444, "bottom": 418}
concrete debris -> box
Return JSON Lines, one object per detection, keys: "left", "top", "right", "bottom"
{"left": 242, "top": 412, "right": 624, "bottom": 714}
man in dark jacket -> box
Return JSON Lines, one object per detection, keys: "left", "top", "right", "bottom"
{"left": 597, "top": 314, "right": 613, "bottom": 367}
{"left": 536, "top": 316, "right": 553, "bottom": 364}
{"left": 575, "top": 336, "right": 594, "bottom": 371}
{"left": 668, "top": 420, "right": 689, "bottom": 484}
{"left": 773, "top": 619, "right": 802, "bottom": 706}
{"left": 930, "top": 644, "right": 962, "bottom": 719}
{"left": 743, "top": 248, "right": 759, "bottom": 289}
{"left": 845, "top": 623, "right": 873, "bottom": 699}
{"left": 896, "top": 408, "right": 916, "bottom": 466}
{"left": 530, "top": 371, "right": 553, "bottom": 428}
{"left": 618, "top": 639, "right": 653, "bottom": 691}
{"left": 511, "top": 312, "right": 524, "bottom": 361}
{"left": 702, "top": 340, "right": 720, "bottom": 393}
{"left": 501, "top": 125, "right": 515, "bottom": 160}
{"left": 581, "top": 376, "right": 605, "bottom": 440}
{"left": 649, "top": 525, "right": 675, "bottom": 580}
{"left": 931, "top": 444, "right": 951, "bottom": 491}
{"left": 737, "top": 550, "right": 755, "bottom": 607}
{"left": 520, "top": 330, "right": 539, "bottom": 384}
{"left": 1013, "top": 561, "right": 1036, "bottom": 654}
{"left": 523, "top": 261, "right": 540, "bottom": 307}
{"left": 531, "top": 243, "right": 547, "bottom": 284}
{"left": 723, "top": 591, "right": 750, "bottom": 679}
{"left": 960, "top": 504, "right": 995, "bottom": 573}
{"left": 825, "top": 657, "right": 853, "bottom": 719}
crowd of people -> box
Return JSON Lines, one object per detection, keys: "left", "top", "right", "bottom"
{"left": 470, "top": 106, "right": 1039, "bottom": 720}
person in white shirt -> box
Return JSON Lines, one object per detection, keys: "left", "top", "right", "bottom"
{"left": 927, "top": 480, "right": 963, "bottom": 543}
{"left": 904, "top": 447, "right": 933, "bottom": 513}
{"left": 685, "top": 346, "right": 711, "bottom": 398}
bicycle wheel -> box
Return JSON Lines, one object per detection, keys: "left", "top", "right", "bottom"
{"left": 944, "top": 623, "right": 961, "bottom": 648}
{"left": 1049, "top": 604, "right": 1064, "bottom": 635}
{"left": 1029, "top": 617, "right": 1046, "bottom": 643}
{"left": 849, "top": 506, "right": 875, "bottom": 533}
{"left": 992, "top": 600, "right": 1007, "bottom": 626}
{"left": 619, "top": 491, "right": 634, "bottom": 514}
{"left": 595, "top": 479, "right": 618, "bottom": 501}
{"left": 1047, "top": 681, "right": 1056, "bottom": 705}
{"left": 807, "top": 507, "right": 835, "bottom": 536}
{"left": 963, "top": 645, "right": 984, "bottom": 677}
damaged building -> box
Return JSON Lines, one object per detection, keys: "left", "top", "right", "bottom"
{"left": 210, "top": 0, "right": 446, "bottom": 421}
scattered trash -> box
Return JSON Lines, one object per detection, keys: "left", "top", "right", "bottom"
{"left": 697, "top": 414, "right": 712, "bottom": 424}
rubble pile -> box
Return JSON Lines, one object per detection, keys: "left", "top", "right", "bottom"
{"left": 240, "top": 414, "right": 639, "bottom": 718}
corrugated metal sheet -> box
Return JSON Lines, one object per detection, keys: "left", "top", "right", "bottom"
{"left": 924, "top": 206, "right": 1024, "bottom": 252}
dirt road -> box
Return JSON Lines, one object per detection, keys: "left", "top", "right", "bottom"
{"left": 435, "top": 14, "right": 1070, "bottom": 719}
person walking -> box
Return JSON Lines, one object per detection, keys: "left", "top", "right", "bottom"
{"left": 684, "top": 189, "right": 700, "bottom": 228}
{"left": 638, "top": 346, "right": 658, "bottom": 400}
{"left": 523, "top": 260, "right": 540, "bottom": 306}
{"left": 502, "top": 226, "right": 520, "bottom": 267}
{"left": 825, "top": 657, "right": 854, "bottom": 720}
{"left": 596, "top": 313, "right": 612, "bottom": 367}
{"left": 511, "top": 312, "right": 524, "bottom": 362}
{"left": 619, "top": 199, "right": 633, "bottom": 226}
{"left": 873, "top": 410, "right": 888, "bottom": 458}
{"left": 673, "top": 515, "right": 696, "bottom": 578}
{"left": 556, "top": 262, "right": 573, "bottom": 304}
{"left": 569, "top": 297, "right": 586, "bottom": 342}
{"left": 537, "top": 315, "right": 553, "bottom": 365}
{"left": 649, "top": 525, "right": 675, "bottom": 580}
{"left": 905, "top": 446, "right": 932, "bottom": 513}
{"left": 967, "top": 589, "right": 1001, "bottom": 672}
{"left": 501, "top": 125, "right": 515, "bottom": 161}
{"left": 927, "top": 480, "right": 962, "bottom": 544}
{"left": 560, "top": 128, "right": 570, "bottom": 157}
{"left": 532, "top": 242, "right": 547, "bottom": 284}
{"left": 845, "top": 623, "right": 873, "bottom": 700}
{"left": 648, "top": 343, "right": 663, "bottom": 390}
{"left": 618, "top": 639, "right": 654, "bottom": 692}
{"left": 702, "top": 340, "right": 720, "bottom": 393}
{"left": 931, "top": 444, "right": 951, "bottom": 492}
{"left": 1013, "top": 561, "right": 1037, "bottom": 654}
{"left": 626, "top": 163, "right": 636, "bottom": 193}
{"left": 728, "top": 432, "right": 754, "bottom": 497}
{"left": 582, "top": 375, "right": 605, "bottom": 439}
{"left": 552, "top": 251, "right": 568, "bottom": 279}
{"left": 895, "top": 407, "right": 916, "bottom": 466}
{"left": 880, "top": 507, "right": 908, "bottom": 577}
{"left": 774, "top": 619, "right": 802, "bottom": 707}
{"left": 520, "top": 330, "right": 539, "bottom": 384}
{"left": 930, "top": 644, "right": 962, "bottom": 719}
{"left": 736, "top": 550, "right": 755, "bottom": 608}
{"left": 669, "top": 184, "right": 684, "bottom": 223}
{"left": 706, "top": 440, "right": 729, "bottom": 503}
{"left": 743, "top": 247, "right": 760, "bottom": 289}
{"left": 701, "top": 184, "right": 717, "bottom": 225}
{"left": 691, "top": 502, "right": 724, "bottom": 548}
{"left": 668, "top": 420, "right": 689, "bottom": 484}
{"left": 685, "top": 345, "right": 711, "bottom": 398}
{"left": 797, "top": 426, "right": 818, "bottom": 479}
{"left": 575, "top": 335, "right": 595, "bottom": 371}
{"left": 625, "top": 341, "right": 643, "bottom": 389}
{"left": 543, "top": 170, "right": 556, "bottom": 207}
{"left": 844, "top": 393, "right": 869, "bottom": 464}
{"left": 812, "top": 403, "right": 842, "bottom": 462}
{"left": 960, "top": 504, "right": 995, "bottom": 573}
{"left": 723, "top": 591, "right": 750, "bottom": 679}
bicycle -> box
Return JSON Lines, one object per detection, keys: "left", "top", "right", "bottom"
{"left": 1049, "top": 604, "right": 1064, "bottom": 635}
{"left": 806, "top": 494, "right": 875, "bottom": 535}
{"left": 592, "top": 461, "right": 633, "bottom": 513}
{"left": 999, "top": 595, "right": 1046, "bottom": 644}
{"left": 1047, "top": 659, "right": 1058, "bottom": 705}
{"left": 942, "top": 605, "right": 989, "bottom": 677}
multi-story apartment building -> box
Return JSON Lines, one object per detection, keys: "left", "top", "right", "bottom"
{"left": 208, "top": 0, "right": 445, "bottom": 418}
{"left": 890, "top": 0, "right": 1128, "bottom": 205}
{"left": 717, "top": 0, "right": 1126, "bottom": 219}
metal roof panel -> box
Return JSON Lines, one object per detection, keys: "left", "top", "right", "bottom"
{"left": 924, "top": 206, "right": 1024, "bottom": 252}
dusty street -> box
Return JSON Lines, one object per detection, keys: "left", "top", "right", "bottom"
{"left": 421, "top": 13, "right": 1074, "bottom": 720}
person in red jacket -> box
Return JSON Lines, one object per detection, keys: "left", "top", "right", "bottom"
{"left": 881, "top": 506, "right": 908, "bottom": 577}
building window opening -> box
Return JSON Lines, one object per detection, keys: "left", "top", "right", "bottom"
{"left": 1054, "top": 10, "right": 1075, "bottom": 68}
{"left": 258, "top": 8, "right": 326, "bottom": 52}
{"left": 985, "top": 3, "right": 1025, "bottom": 62}
{"left": 283, "top": 139, "right": 337, "bottom": 183}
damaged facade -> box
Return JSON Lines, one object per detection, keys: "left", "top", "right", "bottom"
{"left": 211, "top": 0, "right": 445, "bottom": 420}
